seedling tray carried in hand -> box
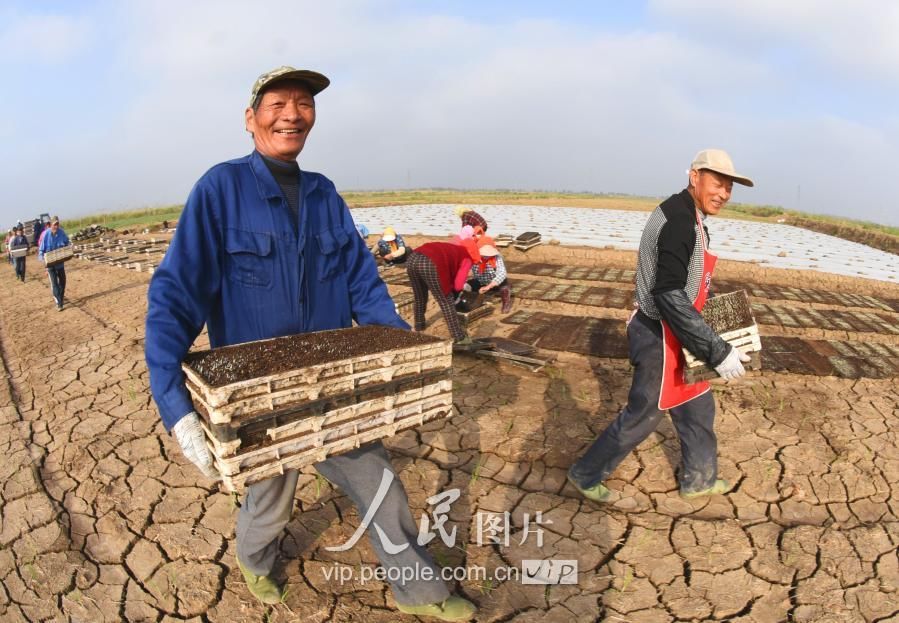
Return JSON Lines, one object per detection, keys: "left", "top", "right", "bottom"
{"left": 683, "top": 290, "right": 762, "bottom": 383}
{"left": 9, "top": 247, "right": 28, "bottom": 258}
{"left": 209, "top": 375, "right": 453, "bottom": 491}
{"left": 181, "top": 326, "right": 454, "bottom": 492}
{"left": 44, "top": 245, "right": 74, "bottom": 266}
{"left": 182, "top": 326, "right": 452, "bottom": 424}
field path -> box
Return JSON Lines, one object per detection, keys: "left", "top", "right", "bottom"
{"left": 0, "top": 244, "right": 898, "bottom": 622}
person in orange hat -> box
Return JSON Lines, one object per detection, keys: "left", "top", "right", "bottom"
{"left": 470, "top": 239, "right": 512, "bottom": 313}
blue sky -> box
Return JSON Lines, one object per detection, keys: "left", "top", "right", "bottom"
{"left": 2, "top": 0, "right": 898, "bottom": 226}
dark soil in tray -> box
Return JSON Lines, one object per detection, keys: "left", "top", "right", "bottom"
{"left": 185, "top": 326, "right": 445, "bottom": 387}
{"left": 702, "top": 290, "right": 754, "bottom": 334}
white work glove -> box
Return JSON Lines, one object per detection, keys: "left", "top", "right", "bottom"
{"left": 171, "top": 412, "right": 219, "bottom": 479}
{"left": 462, "top": 283, "right": 472, "bottom": 292}
{"left": 714, "top": 347, "right": 751, "bottom": 381}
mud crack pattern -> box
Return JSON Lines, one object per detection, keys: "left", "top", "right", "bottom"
{"left": 0, "top": 242, "right": 898, "bottom": 622}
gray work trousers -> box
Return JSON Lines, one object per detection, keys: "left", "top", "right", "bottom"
{"left": 568, "top": 311, "right": 718, "bottom": 493}
{"left": 235, "top": 440, "right": 450, "bottom": 607}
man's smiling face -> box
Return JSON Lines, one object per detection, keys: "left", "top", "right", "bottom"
{"left": 245, "top": 81, "right": 316, "bottom": 162}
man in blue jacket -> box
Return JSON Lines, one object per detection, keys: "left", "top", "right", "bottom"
{"left": 38, "top": 216, "right": 70, "bottom": 310}
{"left": 145, "top": 66, "right": 474, "bottom": 621}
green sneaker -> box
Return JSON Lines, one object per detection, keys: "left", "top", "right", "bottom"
{"left": 397, "top": 595, "right": 477, "bottom": 621}
{"left": 681, "top": 479, "right": 732, "bottom": 499}
{"left": 567, "top": 472, "right": 613, "bottom": 503}
{"left": 236, "top": 557, "right": 284, "bottom": 605}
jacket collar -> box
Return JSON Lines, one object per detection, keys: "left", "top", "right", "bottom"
{"left": 249, "top": 150, "right": 320, "bottom": 201}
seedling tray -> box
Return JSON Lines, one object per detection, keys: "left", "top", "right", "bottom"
{"left": 458, "top": 302, "right": 495, "bottom": 327}
{"left": 212, "top": 388, "right": 453, "bottom": 492}
{"left": 44, "top": 246, "right": 74, "bottom": 265}
{"left": 198, "top": 368, "right": 451, "bottom": 455}
{"left": 182, "top": 326, "right": 452, "bottom": 424}
{"left": 515, "top": 231, "right": 541, "bottom": 243}
{"left": 682, "top": 290, "right": 763, "bottom": 383}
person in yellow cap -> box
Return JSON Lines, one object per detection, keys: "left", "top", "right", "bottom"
{"left": 376, "top": 226, "right": 408, "bottom": 265}
{"left": 568, "top": 149, "right": 754, "bottom": 505}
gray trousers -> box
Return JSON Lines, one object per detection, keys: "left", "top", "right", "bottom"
{"left": 235, "top": 440, "right": 450, "bottom": 607}
{"left": 568, "top": 311, "right": 718, "bottom": 493}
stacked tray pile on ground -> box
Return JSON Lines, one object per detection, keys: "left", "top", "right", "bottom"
{"left": 495, "top": 234, "right": 514, "bottom": 248}
{"left": 454, "top": 291, "right": 494, "bottom": 327}
{"left": 458, "top": 303, "right": 494, "bottom": 328}
{"left": 43, "top": 245, "right": 74, "bottom": 266}
{"left": 683, "top": 290, "right": 762, "bottom": 383}
{"left": 182, "top": 326, "right": 454, "bottom": 491}
{"left": 514, "top": 231, "right": 542, "bottom": 251}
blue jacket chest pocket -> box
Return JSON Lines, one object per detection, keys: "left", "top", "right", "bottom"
{"left": 315, "top": 228, "right": 350, "bottom": 280}
{"left": 225, "top": 228, "right": 273, "bottom": 289}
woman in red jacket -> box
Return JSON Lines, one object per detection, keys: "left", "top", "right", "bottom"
{"left": 406, "top": 241, "right": 478, "bottom": 346}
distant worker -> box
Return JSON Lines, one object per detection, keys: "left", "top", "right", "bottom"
{"left": 453, "top": 205, "right": 488, "bottom": 232}
{"left": 38, "top": 216, "right": 70, "bottom": 311}
{"left": 470, "top": 240, "right": 512, "bottom": 313}
{"left": 407, "top": 241, "right": 479, "bottom": 349}
{"left": 355, "top": 222, "right": 370, "bottom": 240}
{"left": 567, "top": 149, "right": 754, "bottom": 503}
{"left": 10, "top": 225, "right": 29, "bottom": 282}
{"left": 4, "top": 229, "right": 12, "bottom": 265}
{"left": 37, "top": 220, "right": 51, "bottom": 249}
{"left": 32, "top": 218, "right": 43, "bottom": 247}
{"left": 377, "top": 227, "right": 408, "bottom": 265}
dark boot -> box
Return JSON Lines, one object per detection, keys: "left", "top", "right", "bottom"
{"left": 500, "top": 285, "right": 512, "bottom": 313}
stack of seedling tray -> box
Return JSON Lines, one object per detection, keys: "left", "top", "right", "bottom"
{"left": 683, "top": 290, "right": 762, "bottom": 383}
{"left": 514, "top": 232, "right": 542, "bottom": 251}
{"left": 455, "top": 290, "right": 494, "bottom": 327}
{"left": 182, "top": 326, "right": 454, "bottom": 492}
{"left": 494, "top": 234, "right": 514, "bottom": 248}
{"left": 44, "top": 245, "right": 74, "bottom": 266}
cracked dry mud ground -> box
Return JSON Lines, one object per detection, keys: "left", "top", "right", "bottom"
{"left": 1, "top": 245, "right": 898, "bottom": 623}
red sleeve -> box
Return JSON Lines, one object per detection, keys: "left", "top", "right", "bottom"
{"left": 453, "top": 258, "right": 473, "bottom": 292}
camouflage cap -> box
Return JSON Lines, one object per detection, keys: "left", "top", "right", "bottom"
{"left": 249, "top": 66, "right": 330, "bottom": 106}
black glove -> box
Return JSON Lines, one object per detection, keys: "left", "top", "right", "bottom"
{"left": 653, "top": 289, "right": 730, "bottom": 367}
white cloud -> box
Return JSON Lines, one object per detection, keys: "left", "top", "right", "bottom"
{"left": 649, "top": 0, "right": 899, "bottom": 82}
{"left": 0, "top": 10, "right": 91, "bottom": 62}
{"left": 1, "top": 1, "right": 897, "bottom": 227}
